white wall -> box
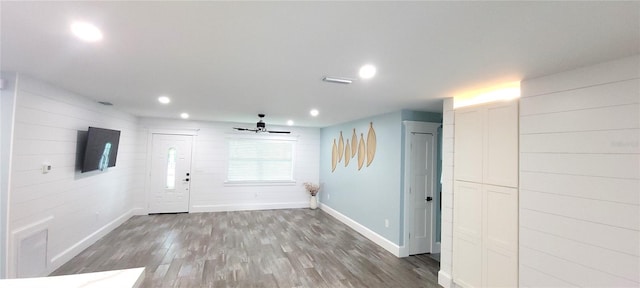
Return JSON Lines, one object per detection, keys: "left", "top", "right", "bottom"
{"left": 438, "top": 98, "right": 455, "bottom": 288}
{"left": 138, "top": 118, "right": 320, "bottom": 213}
{"left": 519, "top": 55, "right": 639, "bottom": 287}
{"left": 0, "top": 72, "right": 18, "bottom": 278}
{"left": 6, "top": 74, "right": 146, "bottom": 277}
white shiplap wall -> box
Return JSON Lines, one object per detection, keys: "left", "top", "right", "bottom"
{"left": 7, "top": 74, "right": 146, "bottom": 277}
{"left": 519, "top": 56, "right": 640, "bottom": 287}
{"left": 0, "top": 72, "right": 18, "bottom": 278}
{"left": 438, "top": 98, "right": 455, "bottom": 288}
{"left": 138, "top": 118, "right": 320, "bottom": 213}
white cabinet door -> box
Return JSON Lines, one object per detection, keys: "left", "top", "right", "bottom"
{"left": 484, "top": 101, "right": 519, "bottom": 187}
{"left": 452, "top": 100, "right": 519, "bottom": 288}
{"left": 453, "top": 181, "right": 483, "bottom": 288}
{"left": 454, "top": 108, "right": 483, "bottom": 183}
{"left": 483, "top": 184, "right": 518, "bottom": 287}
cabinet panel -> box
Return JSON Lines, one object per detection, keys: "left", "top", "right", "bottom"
{"left": 483, "top": 185, "right": 518, "bottom": 287}
{"left": 484, "top": 185, "right": 518, "bottom": 252}
{"left": 454, "top": 237, "right": 483, "bottom": 288}
{"left": 453, "top": 181, "right": 483, "bottom": 288}
{"left": 486, "top": 249, "right": 518, "bottom": 287}
{"left": 454, "top": 108, "right": 483, "bottom": 182}
{"left": 454, "top": 181, "right": 483, "bottom": 238}
{"left": 484, "top": 101, "right": 519, "bottom": 187}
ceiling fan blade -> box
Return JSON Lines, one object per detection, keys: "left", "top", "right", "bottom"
{"left": 268, "top": 130, "right": 291, "bottom": 134}
{"left": 234, "top": 127, "right": 259, "bottom": 132}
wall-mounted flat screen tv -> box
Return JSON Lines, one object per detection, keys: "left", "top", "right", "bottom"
{"left": 81, "top": 127, "right": 121, "bottom": 173}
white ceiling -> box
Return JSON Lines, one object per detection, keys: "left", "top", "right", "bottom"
{"left": 2, "top": 1, "right": 638, "bottom": 127}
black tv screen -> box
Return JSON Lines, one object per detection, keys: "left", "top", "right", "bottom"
{"left": 81, "top": 127, "right": 121, "bottom": 173}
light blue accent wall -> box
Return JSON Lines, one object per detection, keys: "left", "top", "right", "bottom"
{"left": 320, "top": 111, "right": 403, "bottom": 244}
{"left": 320, "top": 110, "right": 442, "bottom": 247}
{"left": 401, "top": 109, "right": 442, "bottom": 123}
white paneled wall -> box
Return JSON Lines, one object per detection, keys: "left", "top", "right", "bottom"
{"left": 0, "top": 72, "right": 18, "bottom": 278}
{"left": 438, "top": 98, "right": 455, "bottom": 288}
{"left": 519, "top": 56, "right": 640, "bottom": 287}
{"left": 7, "top": 75, "right": 146, "bottom": 277}
{"left": 138, "top": 118, "right": 320, "bottom": 212}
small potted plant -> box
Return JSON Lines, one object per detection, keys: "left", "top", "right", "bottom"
{"left": 303, "top": 182, "right": 320, "bottom": 209}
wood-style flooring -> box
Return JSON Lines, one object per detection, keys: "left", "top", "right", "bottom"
{"left": 52, "top": 209, "right": 441, "bottom": 287}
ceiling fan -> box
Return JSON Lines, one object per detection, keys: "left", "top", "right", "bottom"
{"left": 233, "top": 114, "right": 291, "bottom": 134}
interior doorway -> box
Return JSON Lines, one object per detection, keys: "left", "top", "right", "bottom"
{"left": 403, "top": 121, "right": 440, "bottom": 257}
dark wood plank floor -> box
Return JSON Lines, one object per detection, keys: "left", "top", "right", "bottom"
{"left": 52, "top": 209, "right": 441, "bottom": 287}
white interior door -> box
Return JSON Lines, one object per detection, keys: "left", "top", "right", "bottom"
{"left": 409, "top": 132, "right": 434, "bottom": 255}
{"left": 149, "top": 134, "right": 193, "bottom": 213}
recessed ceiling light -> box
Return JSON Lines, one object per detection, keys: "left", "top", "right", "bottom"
{"left": 180, "top": 113, "right": 189, "bottom": 119}
{"left": 70, "top": 21, "right": 103, "bottom": 42}
{"left": 287, "top": 120, "right": 294, "bottom": 126}
{"left": 359, "top": 64, "right": 377, "bottom": 79}
{"left": 158, "top": 96, "right": 170, "bottom": 104}
{"left": 310, "top": 109, "right": 319, "bottom": 117}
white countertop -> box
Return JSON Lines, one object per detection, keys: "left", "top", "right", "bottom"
{"left": 0, "top": 267, "right": 145, "bottom": 288}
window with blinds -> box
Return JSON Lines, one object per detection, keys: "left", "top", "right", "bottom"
{"left": 227, "top": 138, "right": 295, "bottom": 182}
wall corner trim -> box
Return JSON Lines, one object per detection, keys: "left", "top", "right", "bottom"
{"left": 319, "top": 203, "right": 401, "bottom": 257}
{"left": 438, "top": 270, "right": 454, "bottom": 288}
{"left": 131, "top": 208, "right": 147, "bottom": 216}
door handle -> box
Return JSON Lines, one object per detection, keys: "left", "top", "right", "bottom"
{"left": 426, "top": 196, "right": 433, "bottom": 201}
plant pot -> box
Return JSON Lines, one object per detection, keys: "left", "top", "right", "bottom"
{"left": 309, "top": 195, "right": 318, "bottom": 210}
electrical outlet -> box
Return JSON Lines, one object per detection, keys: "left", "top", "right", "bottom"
{"left": 385, "top": 219, "right": 389, "bottom": 228}
{"left": 42, "top": 163, "right": 52, "bottom": 174}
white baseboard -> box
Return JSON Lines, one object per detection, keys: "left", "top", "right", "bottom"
{"left": 399, "top": 245, "right": 409, "bottom": 257}
{"left": 49, "top": 208, "right": 135, "bottom": 273}
{"left": 320, "top": 203, "right": 401, "bottom": 257}
{"left": 190, "top": 202, "right": 308, "bottom": 213}
{"left": 438, "top": 270, "right": 454, "bottom": 288}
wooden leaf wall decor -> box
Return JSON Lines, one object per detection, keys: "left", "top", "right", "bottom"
{"left": 357, "top": 133, "right": 365, "bottom": 170}
{"left": 344, "top": 139, "right": 351, "bottom": 167}
{"left": 331, "top": 139, "right": 338, "bottom": 172}
{"left": 329, "top": 123, "right": 376, "bottom": 172}
{"left": 351, "top": 129, "right": 357, "bottom": 159}
{"left": 337, "top": 131, "right": 344, "bottom": 162}
{"left": 366, "top": 122, "right": 376, "bottom": 167}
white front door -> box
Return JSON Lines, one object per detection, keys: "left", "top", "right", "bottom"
{"left": 149, "top": 134, "right": 193, "bottom": 213}
{"left": 409, "top": 132, "right": 434, "bottom": 255}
